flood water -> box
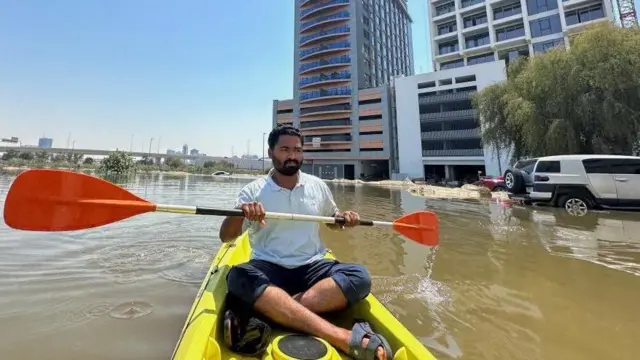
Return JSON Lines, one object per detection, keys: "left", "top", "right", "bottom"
{"left": 1, "top": 173, "right": 639, "bottom": 360}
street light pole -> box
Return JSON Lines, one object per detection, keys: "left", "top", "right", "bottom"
{"left": 262, "top": 132, "right": 266, "bottom": 173}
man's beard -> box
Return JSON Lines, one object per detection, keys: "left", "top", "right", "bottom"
{"left": 275, "top": 159, "right": 301, "bottom": 176}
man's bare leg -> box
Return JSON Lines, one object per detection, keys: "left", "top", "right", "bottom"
{"left": 292, "top": 278, "right": 348, "bottom": 313}
{"left": 255, "top": 285, "right": 386, "bottom": 359}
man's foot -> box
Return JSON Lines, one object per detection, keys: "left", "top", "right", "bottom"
{"left": 347, "top": 321, "right": 393, "bottom": 360}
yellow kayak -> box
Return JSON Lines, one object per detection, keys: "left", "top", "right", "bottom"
{"left": 170, "top": 232, "right": 437, "bottom": 360}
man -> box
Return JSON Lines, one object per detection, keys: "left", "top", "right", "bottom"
{"left": 219, "top": 125, "right": 392, "bottom": 360}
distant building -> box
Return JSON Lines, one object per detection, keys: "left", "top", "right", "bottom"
{"left": 393, "top": 61, "right": 510, "bottom": 180}
{"left": 38, "top": 137, "right": 53, "bottom": 148}
{"left": 166, "top": 149, "right": 176, "bottom": 155}
{"left": 190, "top": 148, "right": 199, "bottom": 156}
{"left": 182, "top": 144, "right": 188, "bottom": 155}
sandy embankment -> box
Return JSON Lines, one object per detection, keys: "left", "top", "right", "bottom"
{"left": 325, "top": 178, "right": 510, "bottom": 201}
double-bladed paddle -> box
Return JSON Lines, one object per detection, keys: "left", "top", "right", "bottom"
{"left": 3, "top": 169, "right": 439, "bottom": 246}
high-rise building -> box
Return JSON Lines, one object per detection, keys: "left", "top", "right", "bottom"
{"left": 38, "top": 137, "right": 53, "bottom": 148}
{"left": 182, "top": 144, "right": 188, "bottom": 155}
{"left": 273, "top": 0, "right": 414, "bottom": 180}
{"left": 428, "top": 0, "right": 615, "bottom": 71}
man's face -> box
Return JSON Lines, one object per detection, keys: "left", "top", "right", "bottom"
{"left": 269, "top": 135, "right": 303, "bottom": 176}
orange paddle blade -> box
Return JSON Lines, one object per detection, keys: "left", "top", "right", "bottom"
{"left": 3, "top": 169, "right": 156, "bottom": 232}
{"left": 392, "top": 211, "right": 439, "bottom": 246}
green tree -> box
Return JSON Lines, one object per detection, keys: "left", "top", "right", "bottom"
{"left": 1, "top": 149, "right": 19, "bottom": 161}
{"left": 99, "top": 150, "right": 135, "bottom": 175}
{"left": 164, "top": 156, "right": 185, "bottom": 170}
{"left": 71, "top": 153, "right": 84, "bottom": 164}
{"left": 83, "top": 157, "right": 94, "bottom": 165}
{"left": 473, "top": 23, "right": 640, "bottom": 162}
{"left": 18, "top": 152, "right": 34, "bottom": 161}
{"left": 137, "top": 155, "right": 154, "bottom": 165}
{"left": 51, "top": 153, "right": 66, "bottom": 163}
{"left": 35, "top": 151, "right": 49, "bottom": 161}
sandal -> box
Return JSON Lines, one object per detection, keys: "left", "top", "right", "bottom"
{"left": 347, "top": 321, "right": 393, "bottom": 360}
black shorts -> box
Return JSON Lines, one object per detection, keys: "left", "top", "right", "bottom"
{"left": 226, "top": 258, "right": 372, "bottom": 307}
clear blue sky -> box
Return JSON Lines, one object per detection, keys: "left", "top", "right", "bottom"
{"left": 0, "top": 0, "right": 432, "bottom": 156}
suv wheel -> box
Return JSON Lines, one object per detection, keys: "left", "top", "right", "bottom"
{"left": 558, "top": 194, "right": 592, "bottom": 216}
{"left": 504, "top": 169, "right": 525, "bottom": 193}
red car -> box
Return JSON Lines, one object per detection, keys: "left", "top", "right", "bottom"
{"left": 474, "top": 176, "right": 507, "bottom": 192}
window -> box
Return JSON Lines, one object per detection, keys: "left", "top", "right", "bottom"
{"left": 515, "top": 159, "right": 538, "bottom": 173}
{"left": 467, "top": 52, "right": 495, "bottom": 65}
{"left": 440, "top": 59, "right": 464, "bottom": 70}
{"left": 526, "top": 0, "right": 558, "bottom": 16}
{"left": 465, "top": 33, "right": 490, "bottom": 48}
{"left": 535, "top": 160, "right": 561, "bottom": 173}
{"left": 529, "top": 15, "right": 562, "bottom": 38}
{"left": 438, "top": 21, "right": 457, "bottom": 35}
{"left": 494, "top": 3, "right": 522, "bottom": 20}
{"left": 533, "top": 38, "right": 564, "bottom": 54}
{"left": 583, "top": 158, "right": 640, "bottom": 174}
{"left": 495, "top": 23, "right": 525, "bottom": 41}
{"left": 464, "top": 13, "right": 488, "bottom": 28}
{"left": 565, "top": 4, "right": 604, "bottom": 26}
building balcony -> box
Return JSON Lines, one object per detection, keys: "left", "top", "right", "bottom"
{"left": 422, "top": 149, "right": 484, "bottom": 157}
{"left": 300, "top": 25, "right": 350, "bottom": 46}
{"left": 433, "top": 9, "right": 456, "bottom": 23}
{"left": 562, "top": 0, "right": 600, "bottom": 10}
{"left": 299, "top": 71, "right": 351, "bottom": 89}
{"left": 421, "top": 128, "right": 481, "bottom": 140}
{"left": 301, "top": 11, "right": 350, "bottom": 33}
{"left": 419, "top": 91, "right": 475, "bottom": 105}
{"left": 434, "top": 30, "right": 458, "bottom": 42}
{"left": 420, "top": 109, "right": 477, "bottom": 122}
{"left": 300, "top": 125, "right": 352, "bottom": 135}
{"left": 303, "top": 141, "right": 352, "bottom": 151}
{"left": 300, "top": 86, "right": 352, "bottom": 102}
{"left": 299, "top": 55, "right": 350, "bottom": 74}
{"left": 300, "top": 0, "right": 350, "bottom": 21}
{"left": 276, "top": 113, "right": 293, "bottom": 124}
{"left": 300, "top": 40, "right": 350, "bottom": 60}
{"left": 459, "top": 0, "right": 485, "bottom": 15}
{"left": 300, "top": 103, "right": 351, "bottom": 116}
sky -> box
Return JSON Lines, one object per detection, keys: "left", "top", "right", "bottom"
{"left": 0, "top": 0, "right": 433, "bottom": 157}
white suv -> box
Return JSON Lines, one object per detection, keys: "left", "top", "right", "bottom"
{"left": 504, "top": 155, "right": 640, "bottom": 214}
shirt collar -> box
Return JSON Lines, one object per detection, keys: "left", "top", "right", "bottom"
{"left": 266, "top": 168, "right": 306, "bottom": 191}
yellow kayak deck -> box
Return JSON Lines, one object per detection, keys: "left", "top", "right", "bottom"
{"left": 170, "top": 232, "right": 437, "bottom": 360}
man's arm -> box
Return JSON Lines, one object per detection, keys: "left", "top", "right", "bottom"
{"left": 318, "top": 182, "right": 346, "bottom": 230}
{"left": 219, "top": 186, "right": 256, "bottom": 242}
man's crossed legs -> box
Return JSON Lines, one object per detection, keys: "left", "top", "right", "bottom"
{"left": 226, "top": 259, "right": 392, "bottom": 360}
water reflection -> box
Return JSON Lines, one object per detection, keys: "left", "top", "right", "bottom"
{"left": 509, "top": 206, "right": 640, "bottom": 276}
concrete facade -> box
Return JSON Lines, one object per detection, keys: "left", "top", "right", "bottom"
{"left": 392, "top": 61, "right": 511, "bottom": 180}
{"left": 273, "top": 86, "right": 394, "bottom": 179}
{"left": 429, "top": 0, "right": 615, "bottom": 71}
{"left": 271, "top": 0, "right": 414, "bottom": 180}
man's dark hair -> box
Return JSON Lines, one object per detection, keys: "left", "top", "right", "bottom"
{"left": 268, "top": 124, "right": 304, "bottom": 149}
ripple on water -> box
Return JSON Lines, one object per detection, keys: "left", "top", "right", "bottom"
{"left": 64, "top": 302, "right": 114, "bottom": 325}
{"left": 109, "top": 301, "right": 154, "bottom": 320}
{"left": 93, "top": 240, "right": 213, "bottom": 285}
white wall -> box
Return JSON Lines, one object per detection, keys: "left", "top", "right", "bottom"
{"left": 393, "top": 60, "right": 510, "bottom": 179}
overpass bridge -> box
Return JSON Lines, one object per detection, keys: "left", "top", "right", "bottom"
{"left": 0, "top": 146, "right": 272, "bottom": 171}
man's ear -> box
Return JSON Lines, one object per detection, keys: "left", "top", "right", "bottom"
{"left": 267, "top": 148, "right": 273, "bottom": 158}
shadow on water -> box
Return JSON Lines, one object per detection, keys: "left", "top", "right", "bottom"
{"left": 1, "top": 174, "right": 640, "bottom": 360}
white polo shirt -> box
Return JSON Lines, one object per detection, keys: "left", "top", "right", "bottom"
{"left": 234, "top": 170, "right": 339, "bottom": 268}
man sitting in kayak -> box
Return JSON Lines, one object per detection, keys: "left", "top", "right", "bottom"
{"left": 219, "top": 124, "right": 392, "bottom": 360}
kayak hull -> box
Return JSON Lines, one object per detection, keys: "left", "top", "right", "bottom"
{"left": 170, "top": 232, "right": 437, "bottom": 360}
